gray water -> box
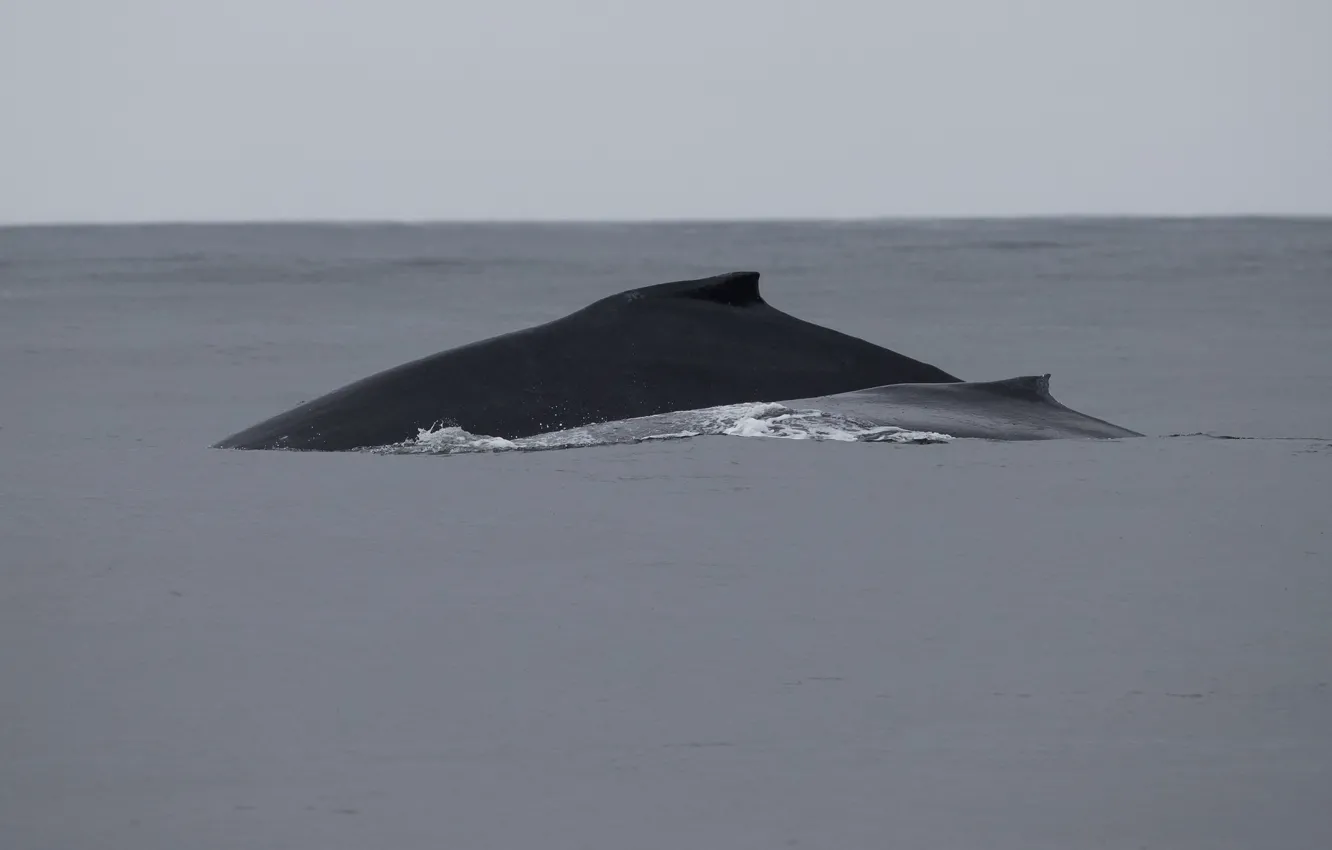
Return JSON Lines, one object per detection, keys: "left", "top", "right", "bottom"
{"left": 3, "top": 219, "right": 1330, "bottom": 849}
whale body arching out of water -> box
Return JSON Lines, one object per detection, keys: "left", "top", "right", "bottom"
{"left": 212, "top": 271, "right": 1140, "bottom": 451}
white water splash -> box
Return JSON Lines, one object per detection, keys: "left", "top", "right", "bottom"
{"left": 376, "top": 402, "right": 952, "bottom": 456}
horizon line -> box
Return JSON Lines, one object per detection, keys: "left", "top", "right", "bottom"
{"left": 2, "top": 212, "right": 1330, "bottom": 229}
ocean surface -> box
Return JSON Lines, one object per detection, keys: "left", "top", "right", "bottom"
{"left": 2, "top": 219, "right": 1330, "bottom": 849}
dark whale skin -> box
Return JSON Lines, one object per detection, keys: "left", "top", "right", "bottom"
{"left": 213, "top": 271, "right": 960, "bottom": 451}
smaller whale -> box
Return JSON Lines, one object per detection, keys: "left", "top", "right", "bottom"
{"left": 389, "top": 374, "right": 1141, "bottom": 453}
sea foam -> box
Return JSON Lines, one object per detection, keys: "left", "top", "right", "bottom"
{"left": 376, "top": 402, "right": 953, "bottom": 455}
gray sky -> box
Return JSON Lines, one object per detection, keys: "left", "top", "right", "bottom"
{"left": 2, "top": 0, "right": 1329, "bottom": 223}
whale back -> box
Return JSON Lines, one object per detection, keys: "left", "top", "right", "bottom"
{"left": 213, "top": 271, "right": 961, "bottom": 450}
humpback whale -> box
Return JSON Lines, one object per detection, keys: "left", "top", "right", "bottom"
{"left": 781, "top": 375, "right": 1142, "bottom": 441}
{"left": 404, "top": 374, "right": 1142, "bottom": 452}
{"left": 213, "top": 271, "right": 962, "bottom": 451}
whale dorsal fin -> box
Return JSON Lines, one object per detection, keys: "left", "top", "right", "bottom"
{"left": 978, "top": 374, "right": 1055, "bottom": 401}
{"left": 623, "top": 271, "right": 765, "bottom": 307}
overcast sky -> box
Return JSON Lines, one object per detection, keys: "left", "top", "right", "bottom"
{"left": 2, "top": 0, "right": 1328, "bottom": 223}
